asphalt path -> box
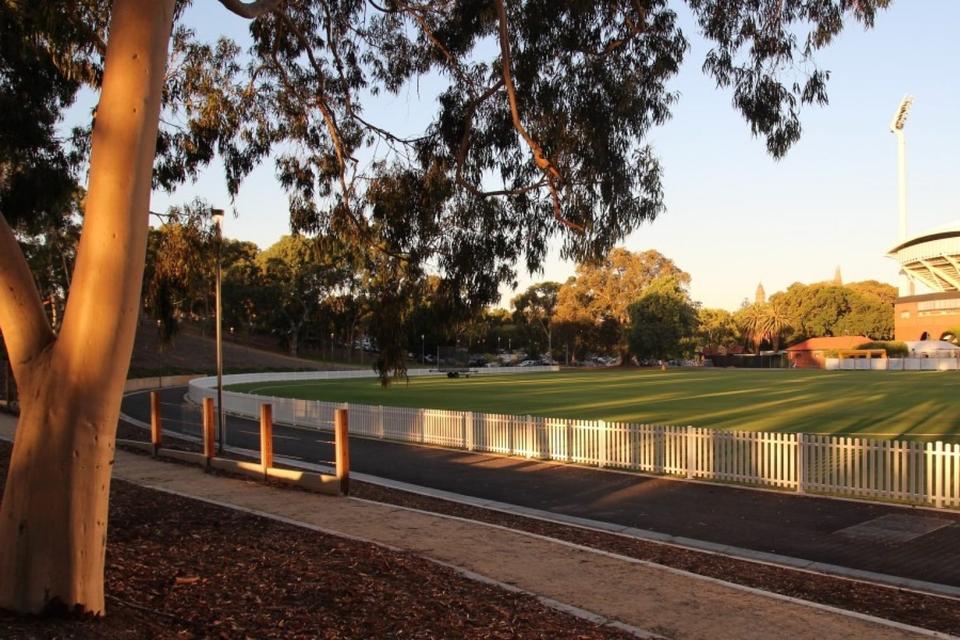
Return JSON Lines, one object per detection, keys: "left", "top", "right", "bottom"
{"left": 122, "top": 387, "right": 960, "bottom": 591}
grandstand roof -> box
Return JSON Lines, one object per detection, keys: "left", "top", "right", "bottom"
{"left": 888, "top": 221, "right": 960, "bottom": 293}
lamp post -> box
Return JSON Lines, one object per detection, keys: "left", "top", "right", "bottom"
{"left": 212, "top": 208, "right": 225, "bottom": 454}
{"left": 330, "top": 331, "right": 335, "bottom": 362}
{"left": 421, "top": 333, "right": 425, "bottom": 364}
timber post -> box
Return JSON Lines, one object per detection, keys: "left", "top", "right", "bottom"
{"left": 335, "top": 408, "right": 350, "bottom": 496}
{"left": 260, "top": 403, "right": 273, "bottom": 479}
{"left": 203, "top": 396, "right": 215, "bottom": 467}
{"left": 150, "top": 390, "right": 162, "bottom": 456}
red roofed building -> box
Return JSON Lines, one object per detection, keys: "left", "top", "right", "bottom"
{"left": 785, "top": 336, "right": 870, "bottom": 369}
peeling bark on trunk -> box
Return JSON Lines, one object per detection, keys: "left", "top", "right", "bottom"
{"left": 0, "top": 0, "right": 175, "bottom": 615}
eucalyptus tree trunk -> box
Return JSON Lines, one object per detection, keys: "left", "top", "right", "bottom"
{"left": 0, "top": 0, "right": 175, "bottom": 615}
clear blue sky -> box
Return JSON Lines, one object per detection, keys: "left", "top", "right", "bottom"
{"left": 77, "top": 2, "right": 960, "bottom": 310}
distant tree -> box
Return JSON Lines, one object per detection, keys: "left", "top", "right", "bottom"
{"left": 16, "top": 213, "right": 81, "bottom": 332}
{"left": 220, "top": 240, "right": 265, "bottom": 334}
{"left": 837, "top": 293, "right": 894, "bottom": 340}
{"left": 257, "top": 235, "right": 353, "bottom": 356}
{"left": 551, "top": 276, "right": 594, "bottom": 361}
{"left": 626, "top": 276, "right": 699, "bottom": 362}
{"left": 769, "top": 280, "right": 894, "bottom": 342}
{"left": 143, "top": 200, "right": 215, "bottom": 339}
{"left": 512, "top": 281, "right": 561, "bottom": 358}
{"left": 847, "top": 280, "right": 897, "bottom": 306}
{"left": 734, "top": 303, "right": 766, "bottom": 353}
{"left": 697, "top": 307, "right": 740, "bottom": 352}
{"left": 552, "top": 248, "right": 690, "bottom": 359}
{"left": 843, "top": 280, "right": 896, "bottom": 340}
{"left": 760, "top": 299, "right": 793, "bottom": 351}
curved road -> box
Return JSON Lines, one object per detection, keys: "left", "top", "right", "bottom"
{"left": 122, "top": 387, "right": 960, "bottom": 592}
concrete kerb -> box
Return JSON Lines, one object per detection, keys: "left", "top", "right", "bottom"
{"left": 118, "top": 400, "right": 960, "bottom": 603}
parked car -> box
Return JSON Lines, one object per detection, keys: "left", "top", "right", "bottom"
{"left": 468, "top": 355, "right": 487, "bottom": 367}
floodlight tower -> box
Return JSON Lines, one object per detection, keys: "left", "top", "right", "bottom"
{"left": 890, "top": 94, "right": 914, "bottom": 243}
{"left": 890, "top": 95, "right": 914, "bottom": 297}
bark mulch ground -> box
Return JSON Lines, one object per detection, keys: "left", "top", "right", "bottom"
{"left": 0, "top": 440, "right": 635, "bottom": 639}
{"left": 111, "top": 427, "right": 960, "bottom": 637}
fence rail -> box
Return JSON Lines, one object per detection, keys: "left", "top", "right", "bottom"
{"left": 189, "top": 371, "right": 960, "bottom": 510}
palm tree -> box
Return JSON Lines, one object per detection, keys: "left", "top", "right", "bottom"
{"left": 737, "top": 304, "right": 766, "bottom": 354}
{"left": 761, "top": 300, "right": 792, "bottom": 351}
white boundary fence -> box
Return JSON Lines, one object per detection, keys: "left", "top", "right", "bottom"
{"left": 189, "top": 369, "right": 960, "bottom": 510}
{"left": 825, "top": 357, "right": 960, "bottom": 371}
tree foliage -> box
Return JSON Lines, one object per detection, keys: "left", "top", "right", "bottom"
{"left": 553, "top": 248, "right": 689, "bottom": 357}
{"left": 143, "top": 0, "right": 889, "bottom": 378}
{"left": 697, "top": 307, "right": 740, "bottom": 352}
{"left": 769, "top": 280, "right": 894, "bottom": 343}
{"left": 256, "top": 234, "right": 356, "bottom": 356}
{"left": 512, "top": 281, "right": 560, "bottom": 357}
{"left": 0, "top": 2, "right": 107, "bottom": 231}
{"left": 626, "top": 275, "right": 699, "bottom": 361}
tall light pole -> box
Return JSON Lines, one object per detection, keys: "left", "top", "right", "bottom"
{"left": 211, "top": 208, "right": 226, "bottom": 454}
{"left": 890, "top": 94, "right": 914, "bottom": 296}
{"left": 421, "top": 333, "right": 425, "bottom": 364}
{"left": 890, "top": 94, "right": 914, "bottom": 243}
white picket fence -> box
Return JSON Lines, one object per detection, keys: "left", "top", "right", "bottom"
{"left": 188, "top": 372, "right": 960, "bottom": 510}
{"left": 825, "top": 357, "right": 960, "bottom": 371}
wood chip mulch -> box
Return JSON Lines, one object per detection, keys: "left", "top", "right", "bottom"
{"left": 0, "top": 439, "right": 636, "bottom": 639}
{"left": 115, "top": 428, "right": 960, "bottom": 636}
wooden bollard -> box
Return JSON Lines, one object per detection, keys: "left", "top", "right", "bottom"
{"left": 335, "top": 408, "right": 350, "bottom": 496}
{"left": 260, "top": 403, "right": 273, "bottom": 477}
{"left": 202, "top": 396, "right": 215, "bottom": 466}
{"left": 150, "top": 391, "right": 162, "bottom": 456}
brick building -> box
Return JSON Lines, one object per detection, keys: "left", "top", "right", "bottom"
{"left": 785, "top": 336, "right": 870, "bottom": 369}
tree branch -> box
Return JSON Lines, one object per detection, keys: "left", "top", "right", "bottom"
{"left": 400, "top": 3, "right": 474, "bottom": 91}
{"left": 218, "top": 0, "right": 283, "bottom": 19}
{"left": 0, "top": 214, "right": 56, "bottom": 377}
{"left": 494, "top": 0, "right": 582, "bottom": 232}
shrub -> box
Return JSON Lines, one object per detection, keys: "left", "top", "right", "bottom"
{"left": 856, "top": 341, "right": 909, "bottom": 357}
